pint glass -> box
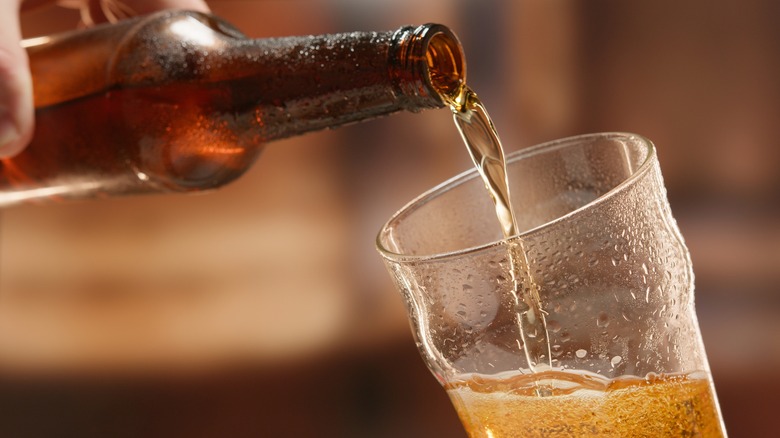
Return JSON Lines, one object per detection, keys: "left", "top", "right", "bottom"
{"left": 377, "top": 133, "right": 726, "bottom": 437}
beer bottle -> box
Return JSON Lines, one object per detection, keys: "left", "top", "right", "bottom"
{"left": 2, "top": 10, "right": 464, "bottom": 205}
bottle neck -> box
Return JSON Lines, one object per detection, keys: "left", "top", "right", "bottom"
{"left": 207, "top": 23, "right": 465, "bottom": 142}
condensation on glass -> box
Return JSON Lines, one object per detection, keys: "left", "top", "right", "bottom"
{"left": 377, "top": 133, "right": 726, "bottom": 437}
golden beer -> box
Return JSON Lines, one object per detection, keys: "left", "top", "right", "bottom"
{"left": 446, "top": 370, "right": 725, "bottom": 437}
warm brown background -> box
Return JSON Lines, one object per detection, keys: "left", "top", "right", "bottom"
{"left": 2, "top": 0, "right": 778, "bottom": 436}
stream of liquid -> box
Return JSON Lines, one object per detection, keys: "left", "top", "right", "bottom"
{"left": 446, "top": 85, "right": 552, "bottom": 372}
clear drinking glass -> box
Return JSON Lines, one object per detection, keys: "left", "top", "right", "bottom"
{"left": 376, "top": 133, "right": 726, "bottom": 437}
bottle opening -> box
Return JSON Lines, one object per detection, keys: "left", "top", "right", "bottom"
{"left": 426, "top": 32, "right": 465, "bottom": 102}
{"left": 391, "top": 23, "right": 466, "bottom": 108}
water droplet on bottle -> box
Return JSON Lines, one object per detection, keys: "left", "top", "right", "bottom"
{"left": 611, "top": 355, "right": 622, "bottom": 367}
{"left": 596, "top": 312, "right": 610, "bottom": 328}
{"left": 575, "top": 349, "right": 587, "bottom": 359}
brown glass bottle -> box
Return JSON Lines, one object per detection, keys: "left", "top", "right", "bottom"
{"left": 2, "top": 10, "right": 465, "bottom": 205}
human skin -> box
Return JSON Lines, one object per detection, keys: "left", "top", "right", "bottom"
{"left": 0, "top": 0, "right": 210, "bottom": 157}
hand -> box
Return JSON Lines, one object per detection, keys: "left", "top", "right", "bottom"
{"left": 0, "top": 0, "right": 210, "bottom": 157}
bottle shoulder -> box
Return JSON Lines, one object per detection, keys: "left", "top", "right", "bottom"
{"left": 108, "top": 11, "right": 249, "bottom": 88}
{"left": 28, "top": 10, "right": 247, "bottom": 108}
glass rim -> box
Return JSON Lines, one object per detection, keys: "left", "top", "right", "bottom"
{"left": 376, "top": 132, "right": 656, "bottom": 263}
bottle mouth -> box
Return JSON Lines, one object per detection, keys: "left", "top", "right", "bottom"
{"left": 392, "top": 23, "right": 466, "bottom": 107}
{"left": 424, "top": 28, "right": 466, "bottom": 102}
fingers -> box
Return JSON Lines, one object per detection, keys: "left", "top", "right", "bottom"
{"left": 92, "top": 0, "right": 210, "bottom": 23}
{"left": 0, "top": 0, "right": 211, "bottom": 158}
{"left": 0, "top": 0, "right": 33, "bottom": 157}
{"left": 73, "top": 1, "right": 212, "bottom": 27}
{"left": 100, "top": 0, "right": 210, "bottom": 19}
{"left": 130, "top": 0, "right": 210, "bottom": 14}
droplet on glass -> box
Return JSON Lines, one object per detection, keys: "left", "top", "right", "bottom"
{"left": 596, "top": 312, "right": 610, "bottom": 328}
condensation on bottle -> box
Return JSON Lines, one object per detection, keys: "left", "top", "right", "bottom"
{"left": 2, "top": 11, "right": 465, "bottom": 206}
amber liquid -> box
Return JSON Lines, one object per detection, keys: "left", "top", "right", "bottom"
{"left": 0, "top": 81, "right": 266, "bottom": 204}
{"left": 446, "top": 370, "right": 726, "bottom": 437}
{"left": 445, "top": 85, "right": 551, "bottom": 372}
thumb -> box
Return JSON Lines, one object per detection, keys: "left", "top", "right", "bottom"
{"left": 0, "top": 0, "right": 34, "bottom": 158}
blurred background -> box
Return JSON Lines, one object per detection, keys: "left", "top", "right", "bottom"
{"left": 3, "top": 0, "right": 778, "bottom": 436}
